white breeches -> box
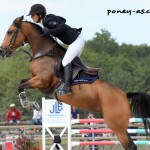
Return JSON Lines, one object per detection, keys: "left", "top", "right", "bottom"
{"left": 62, "top": 34, "right": 85, "bottom": 66}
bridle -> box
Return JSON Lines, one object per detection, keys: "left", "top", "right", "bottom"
{"left": 8, "top": 28, "right": 26, "bottom": 50}
{"left": 0, "top": 23, "right": 26, "bottom": 57}
{"left": 0, "top": 19, "right": 58, "bottom": 59}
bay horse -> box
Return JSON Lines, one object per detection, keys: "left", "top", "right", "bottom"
{"left": 0, "top": 16, "right": 150, "bottom": 150}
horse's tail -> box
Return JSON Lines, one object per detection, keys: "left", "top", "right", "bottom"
{"left": 127, "top": 92, "right": 150, "bottom": 138}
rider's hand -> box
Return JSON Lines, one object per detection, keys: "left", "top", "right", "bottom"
{"left": 43, "top": 27, "right": 50, "bottom": 35}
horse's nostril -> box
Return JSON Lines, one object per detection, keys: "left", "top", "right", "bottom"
{"left": 0, "top": 47, "right": 3, "bottom": 54}
{"left": 0, "top": 47, "right": 9, "bottom": 57}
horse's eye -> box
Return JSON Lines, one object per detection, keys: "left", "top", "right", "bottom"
{"left": 7, "top": 31, "right": 12, "bottom": 34}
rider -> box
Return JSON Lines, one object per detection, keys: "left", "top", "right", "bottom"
{"left": 27, "top": 4, "right": 85, "bottom": 95}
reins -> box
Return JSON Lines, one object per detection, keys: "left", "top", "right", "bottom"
{"left": 21, "top": 39, "right": 57, "bottom": 62}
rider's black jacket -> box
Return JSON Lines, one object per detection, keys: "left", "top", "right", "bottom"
{"left": 42, "top": 14, "right": 81, "bottom": 45}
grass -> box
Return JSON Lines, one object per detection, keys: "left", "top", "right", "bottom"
{"left": 44, "top": 139, "right": 150, "bottom": 150}
{"left": 45, "top": 145, "right": 150, "bottom": 150}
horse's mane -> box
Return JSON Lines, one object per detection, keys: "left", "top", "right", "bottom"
{"left": 23, "top": 20, "right": 43, "bottom": 33}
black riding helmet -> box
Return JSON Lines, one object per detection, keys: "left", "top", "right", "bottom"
{"left": 27, "top": 4, "right": 46, "bottom": 16}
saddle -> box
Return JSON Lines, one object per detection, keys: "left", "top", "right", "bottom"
{"left": 55, "top": 57, "right": 100, "bottom": 84}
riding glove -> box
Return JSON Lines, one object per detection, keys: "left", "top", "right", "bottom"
{"left": 43, "top": 27, "right": 50, "bottom": 35}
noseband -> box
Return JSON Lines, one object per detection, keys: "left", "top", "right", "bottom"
{"left": 0, "top": 25, "right": 26, "bottom": 56}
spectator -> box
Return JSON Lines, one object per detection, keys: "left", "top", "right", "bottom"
{"left": 6, "top": 104, "right": 21, "bottom": 124}
{"left": 32, "top": 107, "right": 42, "bottom": 125}
{"left": 86, "top": 113, "right": 98, "bottom": 150}
{"left": 71, "top": 106, "right": 80, "bottom": 119}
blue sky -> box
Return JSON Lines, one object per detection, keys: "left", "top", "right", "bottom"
{"left": 0, "top": 0, "right": 150, "bottom": 45}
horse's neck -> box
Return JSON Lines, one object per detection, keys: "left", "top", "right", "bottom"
{"left": 22, "top": 22, "right": 65, "bottom": 59}
{"left": 22, "top": 22, "right": 52, "bottom": 56}
{"left": 29, "top": 37, "right": 53, "bottom": 57}
{"left": 32, "top": 42, "right": 65, "bottom": 59}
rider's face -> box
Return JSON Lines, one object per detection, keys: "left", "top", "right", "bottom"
{"left": 31, "top": 14, "right": 39, "bottom": 23}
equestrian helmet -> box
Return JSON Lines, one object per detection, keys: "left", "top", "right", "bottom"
{"left": 27, "top": 4, "right": 46, "bottom": 16}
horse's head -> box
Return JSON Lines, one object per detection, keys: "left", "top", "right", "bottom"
{"left": 0, "top": 16, "right": 26, "bottom": 57}
{"left": 0, "top": 15, "right": 66, "bottom": 58}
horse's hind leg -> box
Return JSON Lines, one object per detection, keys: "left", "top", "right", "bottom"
{"left": 115, "top": 130, "right": 137, "bottom": 150}
{"left": 107, "top": 112, "right": 137, "bottom": 150}
{"left": 101, "top": 94, "right": 137, "bottom": 149}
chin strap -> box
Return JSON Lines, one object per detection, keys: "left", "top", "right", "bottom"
{"left": 37, "top": 15, "right": 43, "bottom": 23}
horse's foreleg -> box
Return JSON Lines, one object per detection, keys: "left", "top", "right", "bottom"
{"left": 18, "top": 77, "right": 42, "bottom": 91}
{"left": 18, "top": 76, "right": 50, "bottom": 93}
{"left": 18, "top": 78, "right": 30, "bottom": 93}
{"left": 18, "top": 78, "right": 31, "bottom": 108}
{"left": 18, "top": 77, "right": 44, "bottom": 110}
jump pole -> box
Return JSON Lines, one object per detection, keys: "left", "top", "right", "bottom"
{"left": 72, "top": 129, "right": 149, "bottom": 134}
{"left": 42, "top": 98, "right": 71, "bottom": 150}
{"left": 72, "top": 141, "right": 150, "bottom": 146}
{"left": 72, "top": 118, "right": 144, "bottom": 124}
{"left": 5, "top": 141, "right": 13, "bottom": 150}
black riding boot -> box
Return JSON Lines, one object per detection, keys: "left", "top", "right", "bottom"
{"left": 63, "top": 63, "right": 72, "bottom": 95}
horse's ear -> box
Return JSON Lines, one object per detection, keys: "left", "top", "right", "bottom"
{"left": 20, "top": 15, "right": 24, "bottom": 21}
{"left": 13, "top": 16, "right": 24, "bottom": 28}
{"left": 18, "top": 16, "right": 24, "bottom": 24}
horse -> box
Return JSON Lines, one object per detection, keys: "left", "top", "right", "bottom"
{"left": 0, "top": 16, "right": 150, "bottom": 150}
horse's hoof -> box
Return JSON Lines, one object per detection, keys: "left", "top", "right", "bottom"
{"left": 19, "top": 91, "right": 27, "bottom": 101}
{"left": 19, "top": 92, "right": 30, "bottom": 108}
{"left": 20, "top": 98, "right": 30, "bottom": 108}
{"left": 29, "top": 101, "right": 40, "bottom": 111}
